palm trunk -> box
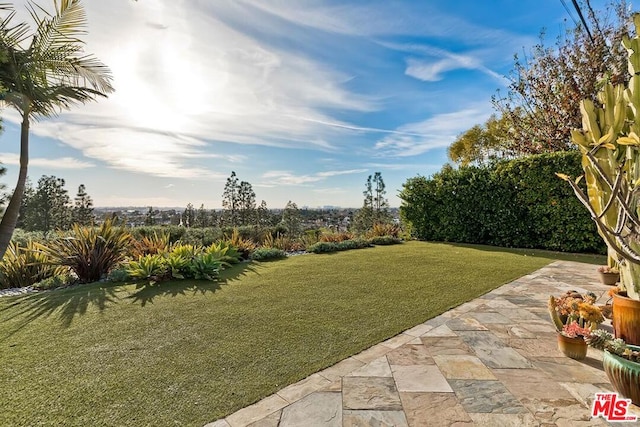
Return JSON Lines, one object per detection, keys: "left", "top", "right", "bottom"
{"left": 0, "top": 112, "right": 30, "bottom": 259}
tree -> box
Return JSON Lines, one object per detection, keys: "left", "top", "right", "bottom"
{"left": 22, "top": 175, "right": 71, "bottom": 233}
{"left": 352, "top": 175, "right": 374, "bottom": 233}
{"left": 492, "top": 0, "right": 631, "bottom": 154}
{"left": 237, "top": 181, "right": 256, "bottom": 226}
{"left": 372, "top": 172, "right": 389, "bottom": 219}
{"left": 221, "top": 171, "right": 239, "bottom": 227}
{"left": 255, "top": 200, "right": 271, "bottom": 226}
{"left": 194, "top": 203, "right": 209, "bottom": 228}
{"left": 352, "top": 172, "right": 391, "bottom": 232}
{"left": 281, "top": 200, "right": 301, "bottom": 237}
{"left": 0, "top": 0, "right": 114, "bottom": 258}
{"left": 144, "top": 206, "right": 155, "bottom": 226}
{"left": 72, "top": 184, "right": 94, "bottom": 226}
{"left": 183, "top": 203, "right": 195, "bottom": 227}
{"left": 448, "top": 115, "right": 513, "bottom": 165}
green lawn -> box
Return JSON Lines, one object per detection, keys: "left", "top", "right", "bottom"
{"left": 0, "top": 241, "right": 602, "bottom": 426}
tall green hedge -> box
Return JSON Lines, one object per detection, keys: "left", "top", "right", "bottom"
{"left": 399, "top": 152, "right": 605, "bottom": 253}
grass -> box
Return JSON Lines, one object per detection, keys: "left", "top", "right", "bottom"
{"left": 0, "top": 241, "right": 599, "bottom": 426}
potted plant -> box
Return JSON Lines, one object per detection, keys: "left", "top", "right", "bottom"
{"left": 597, "top": 265, "right": 620, "bottom": 286}
{"left": 587, "top": 329, "right": 640, "bottom": 406}
{"left": 548, "top": 291, "right": 604, "bottom": 360}
{"left": 557, "top": 14, "right": 640, "bottom": 345}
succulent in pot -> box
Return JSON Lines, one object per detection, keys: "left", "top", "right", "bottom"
{"left": 549, "top": 291, "right": 604, "bottom": 360}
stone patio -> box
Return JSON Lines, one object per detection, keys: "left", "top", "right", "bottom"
{"left": 205, "top": 261, "right": 640, "bottom": 426}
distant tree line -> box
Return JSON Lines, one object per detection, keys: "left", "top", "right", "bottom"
{"left": 17, "top": 176, "right": 94, "bottom": 233}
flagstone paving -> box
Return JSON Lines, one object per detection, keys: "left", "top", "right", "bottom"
{"left": 206, "top": 261, "right": 640, "bottom": 426}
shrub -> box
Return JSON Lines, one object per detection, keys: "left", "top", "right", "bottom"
{"left": 399, "top": 152, "right": 605, "bottom": 253}
{"left": 307, "top": 242, "right": 339, "bottom": 253}
{"left": 34, "top": 220, "right": 132, "bottom": 283}
{"left": 369, "top": 236, "right": 403, "bottom": 245}
{"left": 367, "top": 223, "right": 402, "bottom": 238}
{"left": 129, "top": 231, "right": 170, "bottom": 258}
{"left": 32, "top": 274, "right": 76, "bottom": 291}
{"left": 129, "top": 225, "right": 186, "bottom": 244}
{"left": 10, "top": 229, "right": 47, "bottom": 246}
{"left": 319, "top": 232, "right": 354, "bottom": 243}
{"left": 307, "top": 239, "right": 370, "bottom": 254}
{"left": 224, "top": 228, "right": 256, "bottom": 259}
{"left": 336, "top": 239, "right": 371, "bottom": 250}
{"left": 182, "top": 227, "right": 224, "bottom": 247}
{"left": 0, "top": 241, "right": 60, "bottom": 289}
{"left": 107, "top": 266, "right": 130, "bottom": 282}
{"left": 250, "top": 248, "right": 287, "bottom": 261}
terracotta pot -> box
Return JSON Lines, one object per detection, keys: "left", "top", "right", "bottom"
{"left": 598, "top": 271, "right": 620, "bottom": 286}
{"left": 557, "top": 333, "right": 587, "bottom": 360}
{"left": 612, "top": 293, "right": 640, "bottom": 346}
{"left": 603, "top": 345, "right": 640, "bottom": 406}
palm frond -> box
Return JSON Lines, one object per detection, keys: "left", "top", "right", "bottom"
{"left": 0, "top": 7, "right": 31, "bottom": 47}
{"left": 0, "top": 0, "right": 113, "bottom": 117}
{"left": 28, "top": 0, "right": 87, "bottom": 55}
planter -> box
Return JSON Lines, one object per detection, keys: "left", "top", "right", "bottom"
{"left": 598, "top": 271, "right": 620, "bottom": 286}
{"left": 557, "top": 333, "right": 587, "bottom": 360}
{"left": 612, "top": 292, "right": 640, "bottom": 346}
{"left": 603, "top": 345, "right": 640, "bottom": 406}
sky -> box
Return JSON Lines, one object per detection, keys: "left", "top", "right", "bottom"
{"left": 0, "top": 0, "right": 612, "bottom": 208}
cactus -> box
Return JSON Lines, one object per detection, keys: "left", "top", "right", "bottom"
{"left": 558, "top": 13, "right": 640, "bottom": 301}
{"left": 548, "top": 296, "right": 565, "bottom": 332}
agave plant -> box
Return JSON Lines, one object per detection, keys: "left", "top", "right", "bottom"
{"left": 205, "top": 242, "right": 241, "bottom": 264}
{"left": 189, "top": 253, "right": 222, "bottom": 281}
{"left": 35, "top": 220, "right": 132, "bottom": 283}
{"left": 126, "top": 254, "right": 169, "bottom": 283}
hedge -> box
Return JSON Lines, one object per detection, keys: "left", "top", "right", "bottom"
{"left": 399, "top": 151, "right": 605, "bottom": 254}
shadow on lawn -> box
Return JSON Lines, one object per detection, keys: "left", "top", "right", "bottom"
{"left": 126, "top": 262, "right": 259, "bottom": 307}
{"left": 0, "top": 262, "right": 260, "bottom": 338}
{"left": 0, "top": 282, "right": 119, "bottom": 339}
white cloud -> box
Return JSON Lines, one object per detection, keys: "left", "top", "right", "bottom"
{"left": 374, "top": 107, "right": 493, "bottom": 157}
{"left": 262, "top": 169, "right": 367, "bottom": 186}
{"left": 0, "top": 152, "right": 95, "bottom": 169}
{"left": 2, "top": 0, "right": 379, "bottom": 179}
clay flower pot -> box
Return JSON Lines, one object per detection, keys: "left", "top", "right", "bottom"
{"left": 603, "top": 345, "right": 640, "bottom": 406}
{"left": 612, "top": 292, "right": 640, "bottom": 346}
{"left": 557, "top": 333, "right": 588, "bottom": 360}
{"left": 598, "top": 271, "right": 620, "bottom": 286}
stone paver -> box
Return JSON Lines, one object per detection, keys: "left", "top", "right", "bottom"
{"left": 206, "top": 261, "right": 639, "bottom": 426}
{"left": 391, "top": 364, "right": 453, "bottom": 393}
{"left": 433, "top": 354, "right": 496, "bottom": 380}
{"left": 400, "top": 392, "right": 472, "bottom": 426}
{"left": 386, "top": 344, "right": 434, "bottom": 366}
{"left": 277, "top": 373, "right": 332, "bottom": 404}
{"left": 279, "top": 392, "right": 341, "bottom": 427}
{"left": 342, "top": 410, "right": 408, "bottom": 426}
{"left": 346, "top": 356, "right": 392, "bottom": 377}
{"left": 342, "top": 377, "right": 402, "bottom": 410}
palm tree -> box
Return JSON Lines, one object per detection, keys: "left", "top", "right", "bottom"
{"left": 0, "top": 0, "right": 113, "bottom": 258}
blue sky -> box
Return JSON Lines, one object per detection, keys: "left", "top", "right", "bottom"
{"left": 0, "top": 0, "right": 610, "bottom": 208}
